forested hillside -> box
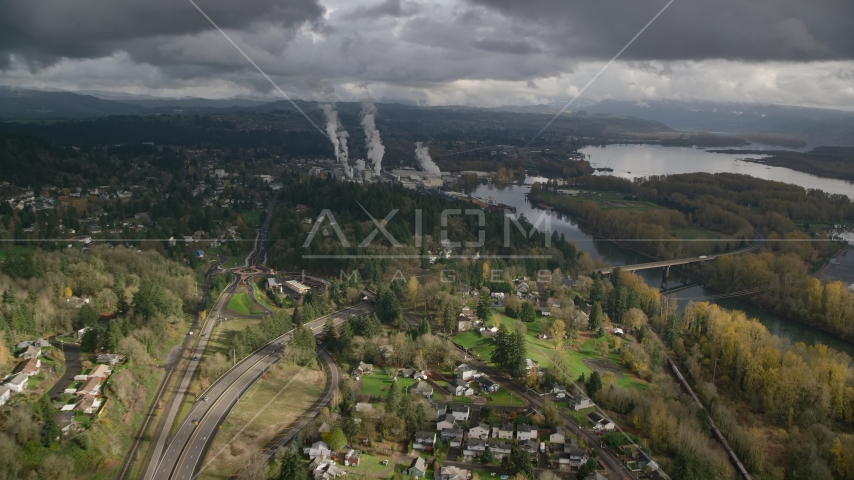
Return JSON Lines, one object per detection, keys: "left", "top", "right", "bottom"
{"left": 0, "top": 247, "right": 196, "bottom": 479}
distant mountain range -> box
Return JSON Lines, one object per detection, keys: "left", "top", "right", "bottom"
{"left": 580, "top": 100, "right": 854, "bottom": 147}
{"left": 1, "top": 87, "right": 852, "bottom": 146}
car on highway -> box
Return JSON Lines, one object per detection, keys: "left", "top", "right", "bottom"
{"left": 202, "top": 396, "right": 210, "bottom": 402}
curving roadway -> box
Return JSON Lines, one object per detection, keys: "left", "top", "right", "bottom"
{"left": 152, "top": 302, "right": 373, "bottom": 480}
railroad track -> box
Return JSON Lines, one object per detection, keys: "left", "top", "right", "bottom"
{"left": 230, "top": 349, "right": 338, "bottom": 479}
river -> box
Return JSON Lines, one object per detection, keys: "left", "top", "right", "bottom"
{"left": 580, "top": 144, "right": 854, "bottom": 198}
{"left": 470, "top": 147, "right": 854, "bottom": 356}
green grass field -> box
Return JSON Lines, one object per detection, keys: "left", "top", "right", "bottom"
{"left": 454, "top": 316, "right": 648, "bottom": 391}
{"left": 360, "top": 368, "right": 417, "bottom": 398}
{"left": 226, "top": 292, "right": 265, "bottom": 316}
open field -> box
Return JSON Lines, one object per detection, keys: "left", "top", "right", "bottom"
{"left": 360, "top": 368, "right": 417, "bottom": 399}
{"left": 226, "top": 291, "right": 265, "bottom": 316}
{"left": 454, "top": 316, "right": 648, "bottom": 391}
{"left": 198, "top": 363, "right": 325, "bottom": 480}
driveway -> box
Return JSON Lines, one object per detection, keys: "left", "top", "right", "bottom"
{"left": 47, "top": 340, "right": 81, "bottom": 400}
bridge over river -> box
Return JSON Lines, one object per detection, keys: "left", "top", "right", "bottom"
{"left": 595, "top": 232, "right": 764, "bottom": 276}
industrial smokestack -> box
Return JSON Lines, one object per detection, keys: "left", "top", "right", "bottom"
{"left": 414, "top": 142, "right": 441, "bottom": 175}
{"left": 360, "top": 100, "right": 385, "bottom": 175}
{"left": 322, "top": 104, "right": 353, "bottom": 178}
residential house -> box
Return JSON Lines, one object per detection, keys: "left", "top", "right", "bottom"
{"left": 525, "top": 358, "right": 537, "bottom": 373}
{"left": 398, "top": 368, "right": 416, "bottom": 378}
{"left": 405, "top": 457, "right": 427, "bottom": 478}
{"left": 343, "top": 449, "right": 361, "bottom": 466}
{"left": 469, "top": 423, "right": 490, "bottom": 440}
{"left": 309, "top": 458, "right": 346, "bottom": 480}
{"left": 74, "top": 394, "right": 101, "bottom": 415}
{"left": 15, "top": 358, "right": 40, "bottom": 376}
{"left": 476, "top": 376, "right": 499, "bottom": 393}
{"left": 303, "top": 440, "right": 331, "bottom": 459}
{"left": 354, "top": 362, "right": 373, "bottom": 376}
{"left": 77, "top": 377, "right": 101, "bottom": 396}
{"left": 448, "top": 379, "right": 474, "bottom": 397}
{"left": 549, "top": 426, "right": 566, "bottom": 444}
{"left": 457, "top": 320, "right": 476, "bottom": 332}
{"left": 5, "top": 373, "right": 28, "bottom": 393}
{"left": 490, "top": 441, "right": 512, "bottom": 458}
{"left": 413, "top": 432, "right": 437, "bottom": 452}
{"left": 437, "top": 466, "right": 469, "bottom": 480}
{"left": 463, "top": 439, "right": 487, "bottom": 457}
{"left": 540, "top": 308, "right": 551, "bottom": 317}
{"left": 411, "top": 381, "right": 433, "bottom": 398}
{"left": 436, "top": 414, "right": 458, "bottom": 431}
{"left": 18, "top": 345, "right": 41, "bottom": 359}
{"left": 587, "top": 412, "right": 615, "bottom": 431}
{"left": 637, "top": 449, "right": 659, "bottom": 471}
{"left": 450, "top": 405, "right": 470, "bottom": 422}
{"left": 456, "top": 363, "right": 478, "bottom": 380}
{"left": 441, "top": 428, "right": 464, "bottom": 447}
{"left": 492, "top": 423, "right": 514, "bottom": 440}
{"left": 354, "top": 403, "right": 374, "bottom": 413}
{"left": 543, "top": 383, "right": 566, "bottom": 396}
{"left": 431, "top": 403, "right": 447, "bottom": 421}
{"left": 73, "top": 327, "right": 90, "bottom": 342}
{"left": 88, "top": 364, "right": 111, "bottom": 380}
{"left": 96, "top": 353, "right": 124, "bottom": 365}
{"left": 584, "top": 473, "right": 608, "bottom": 480}
{"left": 54, "top": 412, "right": 76, "bottom": 434}
{"left": 0, "top": 385, "right": 10, "bottom": 406}
{"left": 567, "top": 447, "right": 589, "bottom": 467}
{"left": 569, "top": 394, "right": 593, "bottom": 411}
{"left": 519, "top": 439, "right": 538, "bottom": 454}
{"left": 517, "top": 424, "right": 538, "bottom": 441}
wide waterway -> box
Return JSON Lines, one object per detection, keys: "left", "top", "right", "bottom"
{"left": 470, "top": 145, "right": 854, "bottom": 356}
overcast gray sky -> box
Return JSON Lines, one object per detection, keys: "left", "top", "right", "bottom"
{"left": 1, "top": 0, "right": 853, "bottom": 109}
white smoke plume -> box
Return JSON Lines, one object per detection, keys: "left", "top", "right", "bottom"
{"left": 322, "top": 104, "right": 352, "bottom": 178}
{"left": 355, "top": 158, "right": 366, "bottom": 173}
{"left": 414, "top": 142, "right": 441, "bottom": 175}
{"left": 360, "top": 99, "right": 385, "bottom": 176}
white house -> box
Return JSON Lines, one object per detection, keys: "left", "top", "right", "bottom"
{"left": 588, "top": 412, "right": 616, "bottom": 431}
{"left": 303, "top": 440, "right": 331, "bottom": 459}
{"left": 516, "top": 424, "right": 538, "bottom": 441}
{"left": 469, "top": 423, "right": 490, "bottom": 440}
{"left": 0, "top": 386, "right": 10, "bottom": 406}
{"left": 5, "top": 373, "right": 28, "bottom": 393}
{"left": 450, "top": 405, "right": 470, "bottom": 422}
{"left": 456, "top": 364, "right": 478, "bottom": 380}
{"left": 437, "top": 414, "right": 458, "bottom": 431}
{"left": 569, "top": 394, "right": 593, "bottom": 411}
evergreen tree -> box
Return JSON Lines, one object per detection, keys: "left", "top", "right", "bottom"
{"left": 106, "top": 321, "right": 124, "bottom": 352}
{"left": 519, "top": 302, "right": 535, "bottom": 323}
{"left": 278, "top": 448, "right": 306, "bottom": 480}
{"left": 491, "top": 324, "right": 511, "bottom": 368}
{"left": 585, "top": 371, "right": 602, "bottom": 396}
{"left": 509, "top": 329, "right": 528, "bottom": 378}
{"left": 482, "top": 445, "right": 494, "bottom": 463}
{"left": 321, "top": 317, "right": 337, "bottom": 345}
{"left": 505, "top": 444, "right": 535, "bottom": 479}
{"left": 589, "top": 302, "right": 603, "bottom": 330}
{"left": 590, "top": 278, "right": 604, "bottom": 305}
{"left": 386, "top": 380, "right": 400, "bottom": 413}
{"left": 442, "top": 303, "right": 456, "bottom": 334}
{"left": 476, "top": 290, "right": 492, "bottom": 322}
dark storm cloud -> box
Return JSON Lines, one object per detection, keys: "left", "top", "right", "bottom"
{"left": 0, "top": 0, "right": 324, "bottom": 66}
{"left": 474, "top": 38, "right": 541, "bottom": 55}
{"left": 345, "top": 0, "right": 421, "bottom": 20}
{"left": 468, "top": 0, "right": 854, "bottom": 61}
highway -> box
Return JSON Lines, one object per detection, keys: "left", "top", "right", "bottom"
{"left": 596, "top": 231, "right": 764, "bottom": 275}
{"left": 153, "top": 302, "right": 373, "bottom": 480}
{"left": 231, "top": 348, "right": 340, "bottom": 480}
{"left": 119, "top": 255, "right": 232, "bottom": 480}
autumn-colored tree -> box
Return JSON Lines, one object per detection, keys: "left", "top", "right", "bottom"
{"left": 549, "top": 319, "right": 566, "bottom": 349}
